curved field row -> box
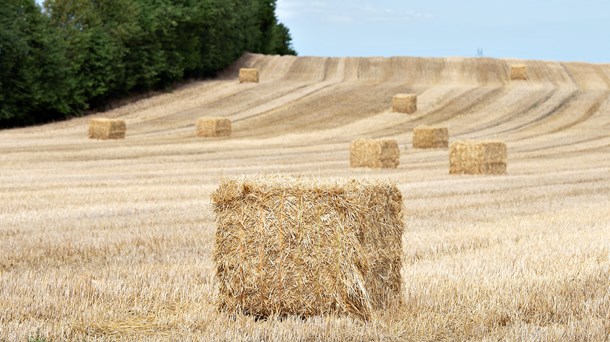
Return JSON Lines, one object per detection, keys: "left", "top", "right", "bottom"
{"left": 0, "top": 54, "right": 608, "bottom": 341}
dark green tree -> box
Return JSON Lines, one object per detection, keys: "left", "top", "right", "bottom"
{"left": 45, "top": 0, "right": 135, "bottom": 107}
{"left": 0, "top": 0, "right": 83, "bottom": 126}
{"left": 270, "top": 23, "right": 297, "bottom": 56}
{"left": 1, "top": 0, "right": 296, "bottom": 127}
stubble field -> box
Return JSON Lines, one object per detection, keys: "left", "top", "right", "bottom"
{"left": 1, "top": 54, "right": 609, "bottom": 341}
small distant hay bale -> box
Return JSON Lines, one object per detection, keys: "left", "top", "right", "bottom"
{"left": 212, "top": 176, "right": 404, "bottom": 320}
{"left": 511, "top": 65, "right": 528, "bottom": 81}
{"left": 449, "top": 141, "right": 507, "bottom": 175}
{"left": 239, "top": 68, "right": 259, "bottom": 83}
{"left": 413, "top": 125, "right": 449, "bottom": 149}
{"left": 350, "top": 139, "right": 400, "bottom": 169}
{"left": 392, "top": 94, "right": 417, "bottom": 114}
{"left": 88, "top": 118, "right": 126, "bottom": 140}
{"left": 196, "top": 117, "right": 232, "bottom": 138}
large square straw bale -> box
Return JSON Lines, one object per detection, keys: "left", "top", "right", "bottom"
{"left": 88, "top": 118, "right": 126, "bottom": 140}
{"left": 413, "top": 125, "right": 449, "bottom": 149}
{"left": 511, "top": 65, "right": 528, "bottom": 81}
{"left": 212, "top": 176, "right": 404, "bottom": 320}
{"left": 239, "top": 68, "right": 259, "bottom": 83}
{"left": 392, "top": 94, "right": 417, "bottom": 114}
{"left": 350, "top": 139, "right": 400, "bottom": 169}
{"left": 196, "top": 117, "right": 232, "bottom": 138}
{"left": 450, "top": 141, "right": 507, "bottom": 175}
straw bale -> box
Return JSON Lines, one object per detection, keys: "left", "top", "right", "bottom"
{"left": 196, "top": 117, "right": 232, "bottom": 138}
{"left": 392, "top": 94, "right": 417, "bottom": 114}
{"left": 212, "top": 176, "right": 404, "bottom": 320}
{"left": 239, "top": 68, "right": 259, "bottom": 83}
{"left": 511, "top": 65, "right": 528, "bottom": 81}
{"left": 350, "top": 139, "right": 400, "bottom": 169}
{"left": 413, "top": 125, "right": 448, "bottom": 149}
{"left": 88, "top": 118, "right": 126, "bottom": 140}
{"left": 449, "top": 141, "right": 507, "bottom": 175}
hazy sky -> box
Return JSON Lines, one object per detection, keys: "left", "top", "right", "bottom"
{"left": 276, "top": 0, "right": 610, "bottom": 62}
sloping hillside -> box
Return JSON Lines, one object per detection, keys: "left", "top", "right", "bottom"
{"left": 0, "top": 54, "right": 609, "bottom": 341}
{"left": 3, "top": 54, "right": 609, "bottom": 168}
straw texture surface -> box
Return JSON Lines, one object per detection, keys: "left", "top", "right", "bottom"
{"left": 413, "top": 126, "right": 449, "bottom": 149}
{"left": 450, "top": 141, "right": 507, "bottom": 175}
{"left": 392, "top": 94, "right": 417, "bottom": 114}
{"left": 350, "top": 139, "right": 400, "bottom": 169}
{"left": 239, "top": 68, "right": 259, "bottom": 83}
{"left": 88, "top": 118, "right": 126, "bottom": 140}
{"left": 211, "top": 176, "right": 404, "bottom": 320}
{"left": 196, "top": 117, "right": 232, "bottom": 138}
{"left": 511, "top": 65, "right": 528, "bottom": 81}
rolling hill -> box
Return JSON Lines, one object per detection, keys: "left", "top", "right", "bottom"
{"left": 0, "top": 54, "right": 609, "bottom": 341}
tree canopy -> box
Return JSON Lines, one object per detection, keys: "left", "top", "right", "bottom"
{"left": 0, "top": 0, "right": 296, "bottom": 128}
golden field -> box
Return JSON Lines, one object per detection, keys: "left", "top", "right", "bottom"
{"left": 0, "top": 54, "right": 609, "bottom": 341}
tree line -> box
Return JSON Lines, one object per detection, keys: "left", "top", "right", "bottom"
{"left": 0, "top": 0, "right": 296, "bottom": 128}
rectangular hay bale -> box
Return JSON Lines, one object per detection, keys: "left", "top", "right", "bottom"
{"left": 413, "top": 125, "right": 449, "bottom": 149}
{"left": 450, "top": 141, "right": 507, "bottom": 175}
{"left": 196, "top": 117, "right": 232, "bottom": 138}
{"left": 88, "top": 118, "right": 126, "bottom": 140}
{"left": 392, "top": 94, "right": 417, "bottom": 114}
{"left": 511, "top": 65, "right": 528, "bottom": 81}
{"left": 350, "top": 139, "right": 400, "bottom": 169}
{"left": 212, "top": 176, "right": 404, "bottom": 320}
{"left": 239, "top": 68, "right": 259, "bottom": 83}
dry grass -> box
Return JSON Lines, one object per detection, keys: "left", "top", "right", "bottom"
{"left": 450, "top": 141, "right": 507, "bottom": 175}
{"left": 212, "top": 176, "right": 403, "bottom": 320}
{"left": 413, "top": 125, "right": 449, "bottom": 149}
{"left": 88, "top": 118, "right": 126, "bottom": 140}
{"left": 240, "top": 68, "right": 260, "bottom": 83}
{"left": 392, "top": 94, "right": 417, "bottom": 114}
{"left": 350, "top": 139, "right": 400, "bottom": 169}
{"left": 196, "top": 117, "right": 232, "bottom": 138}
{"left": 511, "top": 65, "right": 528, "bottom": 81}
{"left": 1, "top": 54, "right": 609, "bottom": 341}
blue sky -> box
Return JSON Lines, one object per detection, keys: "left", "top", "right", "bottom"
{"left": 276, "top": 0, "right": 610, "bottom": 62}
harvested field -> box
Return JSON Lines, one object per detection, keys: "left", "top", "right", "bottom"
{"left": 0, "top": 54, "right": 609, "bottom": 341}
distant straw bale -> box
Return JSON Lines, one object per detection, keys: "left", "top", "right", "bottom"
{"left": 196, "top": 117, "right": 232, "bottom": 138}
{"left": 239, "top": 68, "right": 259, "bottom": 83}
{"left": 511, "top": 65, "right": 528, "bottom": 81}
{"left": 350, "top": 139, "right": 400, "bottom": 169}
{"left": 212, "top": 176, "right": 404, "bottom": 320}
{"left": 450, "top": 141, "right": 507, "bottom": 175}
{"left": 413, "top": 126, "right": 448, "bottom": 149}
{"left": 392, "top": 94, "right": 417, "bottom": 114}
{"left": 88, "top": 118, "right": 126, "bottom": 140}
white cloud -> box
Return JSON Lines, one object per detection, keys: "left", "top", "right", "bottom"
{"left": 326, "top": 14, "right": 353, "bottom": 24}
{"left": 276, "top": 0, "right": 328, "bottom": 20}
{"left": 362, "top": 4, "right": 433, "bottom": 22}
{"left": 276, "top": 0, "right": 432, "bottom": 24}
